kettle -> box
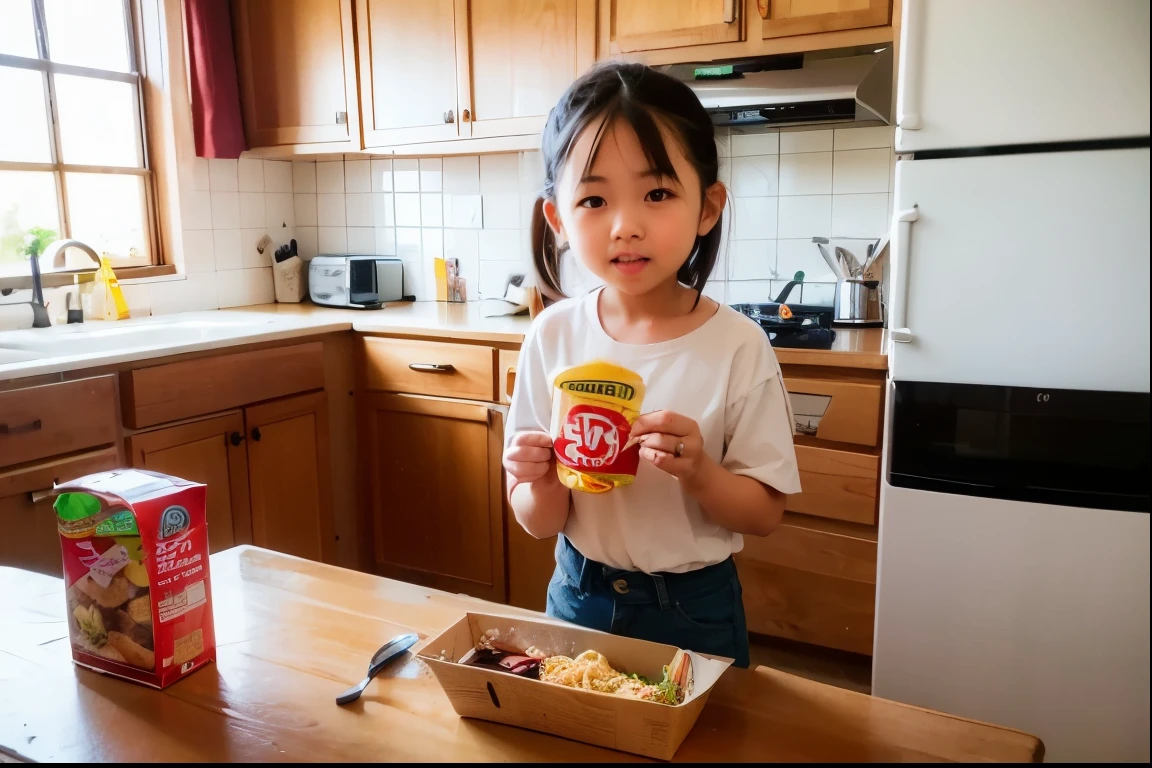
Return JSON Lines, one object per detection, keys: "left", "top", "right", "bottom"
{"left": 812, "top": 236, "right": 888, "bottom": 327}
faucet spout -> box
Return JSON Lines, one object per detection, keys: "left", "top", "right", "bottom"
{"left": 40, "top": 239, "right": 102, "bottom": 270}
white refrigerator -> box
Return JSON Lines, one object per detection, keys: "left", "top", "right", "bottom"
{"left": 872, "top": 1, "right": 1150, "bottom": 763}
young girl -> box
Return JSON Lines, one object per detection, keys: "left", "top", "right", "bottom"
{"left": 503, "top": 62, "right": 800, "bottom": 668}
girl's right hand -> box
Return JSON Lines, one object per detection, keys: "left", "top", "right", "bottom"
{"left": 503, "top": 430, "right": 559, "bottom": 486}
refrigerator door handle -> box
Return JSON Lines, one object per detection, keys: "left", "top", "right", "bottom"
{"left": 896, "top": 0, "right": 923, "bottom": 131}
{"left": 889, "top": 206, "right": 920, "bottom": 343}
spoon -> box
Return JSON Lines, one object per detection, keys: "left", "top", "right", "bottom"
{"left": 335, "top": 633, "right": 419, "bottom": 706}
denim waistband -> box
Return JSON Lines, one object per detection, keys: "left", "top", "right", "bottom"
{"left": 554, "top": 535, "right": 737, "bottom": 611}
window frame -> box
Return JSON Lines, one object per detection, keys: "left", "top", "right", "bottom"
{"left": 0, "top": 0, "right": 162, "bottom": 276}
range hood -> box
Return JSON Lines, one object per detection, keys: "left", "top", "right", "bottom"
{"left": 664, "top": 48, "right": 893, "bottom": 128}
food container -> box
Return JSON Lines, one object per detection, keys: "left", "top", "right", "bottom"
{"left": 420, "top": 612, "right": 732, "bottom": 760}
{"left": 52, "top": 469, "right": 216, "bottom": 689}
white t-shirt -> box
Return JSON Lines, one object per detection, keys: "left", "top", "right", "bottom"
{"left": 505, "top": 287, "right": 801, "bottom": 574}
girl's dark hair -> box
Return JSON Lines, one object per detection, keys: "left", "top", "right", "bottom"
{"left": 531, "top": 61, "right": 722, "bottom": 302}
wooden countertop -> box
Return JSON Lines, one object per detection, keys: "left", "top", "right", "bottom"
{"left": 0, "top": 548, "right": 1040, "bottom": 763}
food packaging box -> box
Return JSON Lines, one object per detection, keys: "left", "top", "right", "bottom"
{"left": 52, "top": 469, "right": 216, "bottom": 689}
{"left": 419, "top": 612, "right": 732, "bottom": 760}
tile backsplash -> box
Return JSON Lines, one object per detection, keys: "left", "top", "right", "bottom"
{"left": 109, "top": 123, "right": 894, "bottom": 316}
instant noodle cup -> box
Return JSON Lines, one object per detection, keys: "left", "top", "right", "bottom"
{"left": 550, "top": 361, "right": 645, "bottom": 493}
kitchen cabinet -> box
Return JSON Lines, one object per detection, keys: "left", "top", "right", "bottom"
{"left": 759, "top": 0, "right": 891, "bottom": 39}
{"left": 0, "top": 376, "right": 118, "bottom": 467}
{"left": 611, "top": 0, "right": 743, "bottom": 53}
{"left": 233, "top": 0, "right": 361, "bottom": 151}
{"left": 0, "top": 448, "right": 120, "bottom": 576}
{"left": 127, "top": 413, "right": 253, "bottom": 554}
{"left": 363, "top": 391, "right": 506, "bottom": 602}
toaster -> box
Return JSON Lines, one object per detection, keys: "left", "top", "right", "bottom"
{"left": 308, "top": 255, "right": 403, "bottom": 309}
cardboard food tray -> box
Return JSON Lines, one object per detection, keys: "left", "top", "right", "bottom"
{"left": 419, "top": 612, "right": 732, "bottom": 760}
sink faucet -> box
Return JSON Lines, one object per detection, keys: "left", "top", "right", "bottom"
{"left": 28, "top": 239, "right": 102, "bottom": 328}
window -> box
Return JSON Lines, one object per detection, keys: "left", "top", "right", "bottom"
{"left": 0, "top": 0, "right": 156, "bottom": 277}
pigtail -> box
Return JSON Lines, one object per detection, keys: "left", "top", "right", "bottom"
{"left": 531, "top": 196, "right": 566, "bottom": 303}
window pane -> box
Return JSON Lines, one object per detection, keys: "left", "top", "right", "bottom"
{"left": 0, "top": 0, "right": 39, "bottom": 57}
{"left": 55, "top": 74, "right": 141, "bottom": 167}
{"left": 44, "top": 0, "right": 131, "bottom": 72}
{"left": 0, "top": 68, "right": 53, "bottom": 162}
{"left": 65, "top": 172, "right": 148, "bottom": 265}
{"left": 0, "top": 171, "right": 61, "bottom": 275}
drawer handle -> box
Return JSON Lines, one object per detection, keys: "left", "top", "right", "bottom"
{"left": 409, "top": 363, "right": 456, "bottom": 374}
{"left": 29, "top": 485, "right": 56, "bottom": 504}
{"left": 1, "top": 419, "right": 42, "bottom": 436}
{"left": 506, "top": 367, "right": 516, "bottom": 398}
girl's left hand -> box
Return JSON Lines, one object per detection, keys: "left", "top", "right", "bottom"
{"left": 629, "top": 410, "right": 710, "bottom": 482}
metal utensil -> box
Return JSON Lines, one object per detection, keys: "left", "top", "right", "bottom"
{"left": 335, "top": 633, "right": 419, "bottom": 705}
{"left": 862, "top": 235, "right": 889, "bottom": 276}
{"left": 811, "top": 237, "right": 845, "bottom": 279}
{"left": 836, "top": 246, "right": 863, "bottom": 278}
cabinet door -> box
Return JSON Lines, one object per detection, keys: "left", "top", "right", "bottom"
{"left": 614, "top": 0, "right": 741, "bottom": 53}
{"left": 0, "top": 448, "right": 119, "bottom": 575}
{"left": 233, "top": 0, "right": 360, "bottom": 149}
{"left": 505, "top": 502, "right": 556, "bottom": 611}
{"left": 356, "top": 0, "right": 465, "bottom": 147}
{"left": 365, "top": 393, "right": 505, "bottom": 602}
{"left": 464, "top": 0, "right": 596, "bottom": 139}
{"left": 245, "top": 392, "right": 334, "bottom": 562}
{"left": 761, "top": 0, "right": 889, "bottom": 39}
{"left": 127, "top": 413, "right": 252, "bottom": 554}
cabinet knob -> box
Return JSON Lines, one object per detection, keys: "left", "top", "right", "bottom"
{"left": 444, "top": 109, "right": 455, "bottom": 124}
{"left": 251, "top": 427, "right": 262, "bottom": 442}
{"left": 462, "top": 108, "right": 471, "bottom": 122}
{"left": 336, "top": 111, "right": 348, "bottom": 125}
{"left": 229, "top": 431, "right": 245, "bottom": 447}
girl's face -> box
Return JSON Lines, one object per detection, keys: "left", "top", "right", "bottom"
{"left": 543, "top": 118, "right": 726, "bottom": 297}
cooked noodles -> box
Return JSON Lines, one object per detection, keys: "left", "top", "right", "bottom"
{"left": 539, "top": 650, "right": 682, "bottom": 705}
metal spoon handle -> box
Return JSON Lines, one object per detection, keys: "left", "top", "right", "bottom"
{"left": 334, "top": 633, "right": 419, "bottom": 706}
{"left": 336, "top": 676, "right": 372, "bottom": 706}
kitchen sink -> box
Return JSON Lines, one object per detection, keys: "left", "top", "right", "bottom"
{"left": 0, "top": 315, "right": 275, "bottom": 357}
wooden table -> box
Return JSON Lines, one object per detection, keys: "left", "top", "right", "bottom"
{"left": 0, "top": 547, "right": 1043, "bottom": 762}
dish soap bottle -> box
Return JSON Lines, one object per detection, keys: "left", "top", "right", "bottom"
{"left": 88, "top": 253, "right": 130, "bottom": 321}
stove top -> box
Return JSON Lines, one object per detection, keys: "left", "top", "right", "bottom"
{"left": 731, "top": 302, "right": 836, "bottom": 350}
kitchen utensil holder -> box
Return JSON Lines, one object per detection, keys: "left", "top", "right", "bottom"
{"left": 273, "top": 255, "right": 306, "bottom": 303}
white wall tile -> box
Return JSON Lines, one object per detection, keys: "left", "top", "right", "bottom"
{"left": 714, "top": 129, "right": 731, "bottom": 159}
{"left": 265, "top": 192, "right": 294, "bottom": 231}
{"left": 518, "top": 151, "right": 545, "bottom": 197}
{"left": 479, "top": 229, "right": 521, "bottom": 261}
{"left": 292, "top": 161, "right": 316, "bottom": 193}
{"left": 421, "top": 228, "right": 443, "bottom": 259}
{"left": 375, "top": 227, "right": 396, "bottom": 256}
{"left": 344, "top": 159, "right": 371, "bottom": 193}
{"left": 443, "top": 155, "right": 480, "bottom": 194}
{"left": 240, "top": 228, "right": 271, "bottom": 269}
{"left": 419, "top": 158, "right": 443, "bottom": 192}
{"left": 779, "top": 152, "right": 833, "bottom": 196}
{"left": 218, "top": 268, "right": 274, "bottom": 308}
{"left": 780, "top": 129, "right": 833, "bottom": 154}
{"left": 702, "top": 281, "right": 726, "bottom": 304}
{"left": 731, "top": 130, "right": 779, "bottom": 157}
{"left": 119, "top": 282, "right": 151, "bottom": 318}
{"left": 393, "top": 158, "right": 420, "bottom": 192}
{"left": 777, "top": 238, "right": 835, "bottom": 282}
{"left": 396, "top": 228, "right": 421, "bottom": 260}
{"left": 151, "top": 273, "right": 218, "bottom": 314}
{"left": 208, "top": 159, "right": 237, "bottom": 192}
{"left": 444, "top": 194, "right": 482, "bottom": 228}
{"left": 181, "top": 229, "right": 215, "bottom": 274}
{"left": 294, "top": 193, "right": 317, "bottom": 227}
{"left": 731, "top": 155, "right": 779, "bottom": 197}
{"left": 479, "top": 260, "right": 527, "bottom": 299}
{"left": 212, "top": 228, "right": 242, "bottom": 271}
{"left": 374, "top": 193, "right": 394, "bottom": 227}
{"left": 834, "top": 125, "right": 894, "bottom": 151}
{"left": 348, "top": 226, "right": 376, "bottom": 253}
{"left": 799, "top": 282, "right": 835, "bottom": 306}
{"left": 316, "top": 161, "right": 345, "bottom": 194}
{"left": 295, "top": 226, "right": 318, "bottom": 260}
{"left": 831, "top": 193, "right": 890, "bottom": 238}
{"left": 778, "top": 195, "right": 832, "bottom": 239}
{"left": 718, "top": 156, "right": 731, "bottom": 190}
{"left": 180, "top": 191, "right": 213, "bottom": 230}
{"left": 371, "top": 158, "right": 393, "bottom": 192}
{"left": 482, "top": 194, "right": 521, "bottom": 229}
{"left": 420, "top": 193, "right": 443, "bottom": 227}
{"left": 733, "top": 197, "right": 778, "bottom": 240}
{"left": 346, "top": 193, "right": 375, "bottom": 227}
{"left": 727, "top": 280, "right": 774, "bottom": 304}
{"left": 395, "top": 193, "right": 421, "bottom": 227}
{"left": 833, "top": 148, "right": 891, "bottom": 194}
{"left": 263, "top": 161, "right": 292, "bottom": 192}
{"left": 317, "top": 193, "right": 347, "bottom": 227}
{"left": 445, "top": 228, "right": 479, "bottom": 265}
{"left": 729, "top": 240, "right": 777, "bottom": 281}
{"left": 210, "top": 191, "right": 240, "bottom": 229}
{"left": 480, "top": 154, "right": 519, "bottom": 194}
{"left": 238, "top": 158, "right": 264, "bottom": 192}
{"left": 318, "top": 226, "right": 347, "bottom": 253}
{"left": 189, "top": 157, "right": 210, "bottom": 191}
{"left": 239, "top": 192, "right": 265, "bottom": 229}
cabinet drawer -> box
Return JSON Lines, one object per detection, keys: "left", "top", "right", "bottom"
{"left": 121, "top": 342, "right": 325, "bottom": 428}
{"left": 786, "top": 445, "right": 879, "bottom": 525}
{"left": 0, "top": 376, "right": 118, "bottom": 467}
{"left": 784, "top": 376, "right": 882, "bottom": 447}
{"left": 361, "top": 337, "right": 496, "bottom": 401}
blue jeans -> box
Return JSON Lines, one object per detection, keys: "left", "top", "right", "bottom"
{"left": 545, "top": 535, "right": 750, "bottom": 668}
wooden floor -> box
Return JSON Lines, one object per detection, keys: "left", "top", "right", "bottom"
{"left": 749, "top": 634, "right": 873, "bottom": 695}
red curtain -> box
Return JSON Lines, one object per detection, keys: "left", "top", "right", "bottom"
{"left": 185, "top": 0, "right": 246, "bottom": 158}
